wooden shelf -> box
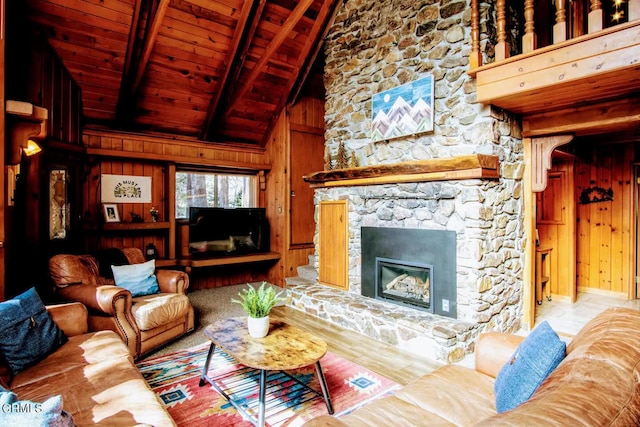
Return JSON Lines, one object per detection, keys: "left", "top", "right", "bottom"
{"left": 178, "top": 252, "right": 280, "bottom": 272}
{"left": 84, "top": 221, "right": 171, "bottom": 231}
{"left": 303, "top": 154, "right": 500, "bottom": 188}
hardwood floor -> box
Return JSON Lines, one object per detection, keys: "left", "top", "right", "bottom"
{"left": 534, "top": 291, "right": 640, "bottom": 338}
{"left": 270, "top": 306, "right": 442, "bottom": 386}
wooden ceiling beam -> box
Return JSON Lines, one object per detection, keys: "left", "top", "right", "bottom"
{"left": 288, "top": 0, "right": 340, "bottom": 106}
{"left": 200, "top": 0, "right": 266, "bottom": 141}
{"left": 131, "top": 0, "right": 170, "bottom": 93}
{"left": 225, "top": 0, "right": 316, "bottom": 114}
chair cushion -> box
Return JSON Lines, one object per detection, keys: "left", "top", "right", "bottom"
{"left": 131, "top": 293, "right": 191, "bottom": 330}
{"left": 494, "top": 321, "right": 566, "bottom": 413}
{"left": 0, "top": 288, "right": 68, "bottom": 375}
{"left": 111, "top": 259, "right": 160, "bottom": 297}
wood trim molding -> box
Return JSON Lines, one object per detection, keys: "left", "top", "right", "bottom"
{"left": 531, "top": 135, "right": 574, "bottom": 192}
{"left": 303, "top": 154, "right": 500, "bottom": 188}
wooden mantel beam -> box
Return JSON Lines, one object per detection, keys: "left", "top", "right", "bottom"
{"left": 303, "top": 154, "right": 500, "bottom": 188}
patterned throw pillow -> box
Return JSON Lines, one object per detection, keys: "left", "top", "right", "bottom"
{"left": 0, "top": 288, "right": 68, "bottom": 375}
{"left": 111, "top": 259, "right": 160, "bottom": 297}
{"left": 0, "top": 385, "right": 75, "bottom": 427}
{"left": 494, "top": 321, "right": 566, "bottom": 413}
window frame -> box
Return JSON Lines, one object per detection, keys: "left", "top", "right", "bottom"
{"left": 174, "top": 167, "right": 259, "bottom": 219}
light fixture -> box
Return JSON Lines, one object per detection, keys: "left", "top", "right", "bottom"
{"left": 23, "top": 139, "right": 42, "bottom": 157}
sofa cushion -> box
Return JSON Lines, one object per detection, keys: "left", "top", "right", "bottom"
{"left": 494, "top": 321, "right": 565, "bottom": 413}
{"left": 0, "top": 288, "right": 68, "bottom": 375}
{"left": 132, "top": 293, "right": 191, "bottom": 330}
{"left": 111, "top": 259, "right": 159, "bottom": 297}
{"left": 11, "top": 331, "right": 132, "bottom": 390}
{"left": 0, "top": 385, "right": 75, "bottom": 427}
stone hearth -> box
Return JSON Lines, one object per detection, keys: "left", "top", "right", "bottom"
{"left": 286, "top": 272, "right": 477, "bottom": 363}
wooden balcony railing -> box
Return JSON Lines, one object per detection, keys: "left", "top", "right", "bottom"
{"left": 469, "top": 0, "right": 639, "bottom": 69}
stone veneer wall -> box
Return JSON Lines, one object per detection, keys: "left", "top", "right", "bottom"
{"left": 288, "top": 0, "right": 526, "bottom": 362}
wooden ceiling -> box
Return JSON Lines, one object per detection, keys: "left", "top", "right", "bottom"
{"left": 22, "top": 0, "right": 339, "bottom": 146}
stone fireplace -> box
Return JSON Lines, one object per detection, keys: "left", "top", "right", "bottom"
{"left": 285, "top": 0, "right": 525, "bottom": 364}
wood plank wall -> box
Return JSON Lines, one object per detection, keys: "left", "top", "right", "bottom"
{"left": 265, "top": 97, "right": 325, "bottom": 287}
{"left": 536, "top": 159, "right": 575, "bottom": 298}
{"left": 575, "top": 143, "right": 634, "bottom": 296}
{"left": 82, "top": 129, "right": 273, "bottom": 290}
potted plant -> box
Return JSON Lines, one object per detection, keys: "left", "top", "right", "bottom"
{"left": 232, "top": 282, "right": 283, "bottom": 338}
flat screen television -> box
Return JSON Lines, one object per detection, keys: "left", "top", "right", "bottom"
{"left": 188, "top": 207, "right": 269, "bottom": 257}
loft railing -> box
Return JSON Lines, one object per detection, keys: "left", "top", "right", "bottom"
{"left": 469, "top": 0, "right": 640, "bottom": 70}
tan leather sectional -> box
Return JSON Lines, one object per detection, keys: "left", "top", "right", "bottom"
{"left": 4, "top": 302, "right": 175, "bottom": 426}
{"left": 304, "top": 307, "right": 640, "bottom": 426}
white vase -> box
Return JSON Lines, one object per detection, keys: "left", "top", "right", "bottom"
{"left": 247, "top": 315, "right": 270, "bottom": 338}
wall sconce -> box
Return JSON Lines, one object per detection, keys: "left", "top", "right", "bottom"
{"left": 6, "top": 101, "right": 48, "bottom": 206}
{"left": 23, "top": 139, "right": 42, "bottom": 157}
{"left": 6, "top": 100, "right": 48, "bottom": 165}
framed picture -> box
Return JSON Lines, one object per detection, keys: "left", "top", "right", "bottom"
{"left": 101, "top": 174, "right": 152, "bottom": 203}
{"left": 103, "top": 204, "right": 120, "bottom": 223}
{"left": 371, "top": 74, "right": 434, "bottom": 142}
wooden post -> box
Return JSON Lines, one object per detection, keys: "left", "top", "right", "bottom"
{"left": 469, "top": 0, "right": 482, "bottom": 69}
{"left": 553, "top": 0, "right": 568, "bottom": 43}
{"left": 522, "top": 0, "right": 537, "bottom": 53}
{"left": 495, "top": 0, "right": 509, "bottom": 61}
{"left": 588, "top": 0, "right": 603, "bottom": 33}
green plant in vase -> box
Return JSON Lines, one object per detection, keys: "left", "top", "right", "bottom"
{"left": 232, "top": 282, "right": 283, "bottom": 338}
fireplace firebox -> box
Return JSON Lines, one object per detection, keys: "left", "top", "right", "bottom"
{"left": 361, "top": 227, "right": 457, "bottom": 319}
{"left": 376, "top": 257, "right": 433, "bottom": 312}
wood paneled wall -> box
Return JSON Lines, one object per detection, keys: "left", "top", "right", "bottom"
{"left": 82, "top": 129, "right": 273, "bottom": 290}
{"left": 536, "top": 159, "right": 575, "bottom": 299}
{"left": 575, "top": 143, "right": 634, "bottom": 296}
{"left": 265, "top": 97, "right": 325, "bottom": 287}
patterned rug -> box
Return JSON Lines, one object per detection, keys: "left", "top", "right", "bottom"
{"left": 137, "top": 342, "right": 400, "bottom": 426}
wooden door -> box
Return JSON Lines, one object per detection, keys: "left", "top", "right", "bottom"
{"left": 290, "top": 130, "right": 324, "bottom": 247}
{"left": 318, "top": 200, "right": 348, "bottom": 290}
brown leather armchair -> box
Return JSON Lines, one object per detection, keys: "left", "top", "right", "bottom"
{"left": 49, "top": 248, "right": 195, "bottom": 359}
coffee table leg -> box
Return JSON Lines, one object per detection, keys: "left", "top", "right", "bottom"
{"left": 257, "top": 369, "right": 267, "bottom": 427}
{"left": 199, "top": 343, "right": 216, "bottom": 387}
{"left": 315, "top": 361, "right": 334, "bottom": 414}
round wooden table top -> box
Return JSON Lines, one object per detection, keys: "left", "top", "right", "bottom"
{"left": 204, "top": 317, "right": 328, "bottom": 371}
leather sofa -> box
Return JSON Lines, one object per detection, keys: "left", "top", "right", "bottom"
{"left": 3, "top": 302, "right": 175, "bottom": 426}
{"left": 303, "top": 307, "right": 640, "bottom": 426}
{"left": 49, "top": 248, "right": 194, "bottom": 359}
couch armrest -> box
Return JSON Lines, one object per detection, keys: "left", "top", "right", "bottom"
{"left": 47, "top": 302, "right": 89, "bottom": 337}
{"left": 475, "top": 332, "right": 525, "bottom": 378}
{"left": 156, "top": 269, "right": 189, "bottom": 294}
{"left": 55, "top": 283, "right": 132, "bottom": 315}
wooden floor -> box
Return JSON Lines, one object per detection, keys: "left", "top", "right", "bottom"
{"left": 534, "top": 290, "right": 640, "bottom": 338}
{"left": 270, "top": 306, "right": 442, "bottom": 386}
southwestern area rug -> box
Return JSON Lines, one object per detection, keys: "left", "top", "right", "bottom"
{"left": 137, "top": 342, "right": 400, "bottom": 426}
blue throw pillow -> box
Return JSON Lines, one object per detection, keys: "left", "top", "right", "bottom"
{"left": 0, "top": 385, "right": 75, "bottom": 426}
{"left": 0, "top": 288, "right": 68, "bottom": 375}
{"left": 494, "top": 321, "right": 566, "bottom": 413}
{"left": 111, "top": 259, "right": 160, "bottom": 297}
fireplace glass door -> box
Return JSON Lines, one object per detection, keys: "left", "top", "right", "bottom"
{"left": 375, "top": 257, "right": 433, "bottom": 312}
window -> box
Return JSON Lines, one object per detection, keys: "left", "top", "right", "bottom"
{"left": 175, "top": 170, "right": 257, "bottom": 218}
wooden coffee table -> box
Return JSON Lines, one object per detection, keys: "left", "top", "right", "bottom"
{"left": 199, "top": 317, "right": 333, "bottom": 427}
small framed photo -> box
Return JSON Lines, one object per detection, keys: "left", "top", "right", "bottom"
{"left": 103, "top": 204, "right": 120, "bottom": 223}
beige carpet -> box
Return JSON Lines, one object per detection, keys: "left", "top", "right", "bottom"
{"left": 144, "top": 282, "right": 284, "bottom": 358}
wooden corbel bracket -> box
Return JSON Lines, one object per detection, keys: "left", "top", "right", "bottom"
{"left": 531, "top": 134, "right": 574, "bottom": 192}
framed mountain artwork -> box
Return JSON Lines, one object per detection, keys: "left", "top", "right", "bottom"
{"left": 371, "top": 75, "right": 434, "bottom": 143}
